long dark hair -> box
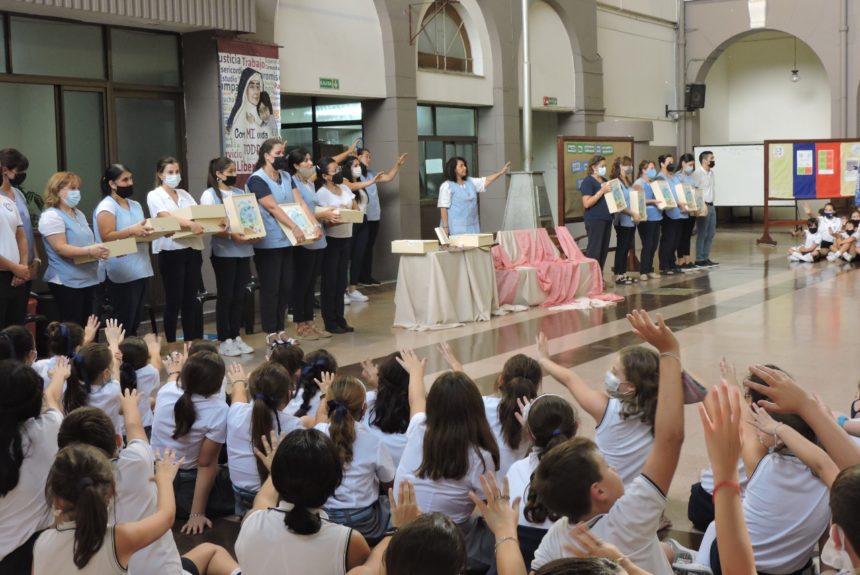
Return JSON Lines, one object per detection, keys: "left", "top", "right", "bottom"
{"left": 271, "top": 429, "right": 343, "bottom": 535}
{"left": 287, "top": 148, "right": 311, "bottom": 177}
{"left": 249, "top": 362, "right": 294, "bottom": 483}
{"left": 207, "top": 157, "right": 235, "bottom": 201}
{"left": 45, "top": 321, "right": 84, "bottom": 358}
{"left": 0, "top": 325, "right": 35, "bottom": 363}
{"left": 445, "top": 156, "right": 467, "bottom": 182}
{"left": 118, "top": 337, "right": 149, "bottom": 394}
{"left": 314, "top": 156, "right": 338, "bottom": 191}
{"left": 63, "top": 344, "right": 114, "bottom": 415}
{"left": 497, "top": 354, "right": 542, "bottom": 451}
{"left": 676, "top": 152, "right": 695, "bottom": 174}
{"left": 172, "top": 352, "right": 225, "bottom": 440}
{"left": 46, "top": 444, "right": 115, "bottom": 569}
{"left": 57, "top": 407, "right": 117, "bottom": 458}
{"left": 617, "top": 346, "right": 660, "bottom": 433}
{"left": 326, "top": 376, "right": 366, "bottom": 465}
{"left": 226, "top": 67, "right": 262, "bottom": 132}
{"left": 523, "top": 395, "right": 579, "bottom": 524}
{"left": 746, "top": 364, "right": 817, "bottom": 449}
{"left": 370, "top": 353, "right": 410, "bottom": 434}
{"left": 100, "top": 164, "right": 130, "bottom": 197}
{"left": 385, "top": 513, "right": 466, "bottom": 575}
{"left": 0, "top": 360, "right": 44, "bottom": 496}
{"left": 417, "top": 372, "right": 500, "bottom": 480}
{"left": 269, "top": 344, "right": 304, "bottom": 376}
{"left": 293, "top": 350, "right": 337, "bottom": 418}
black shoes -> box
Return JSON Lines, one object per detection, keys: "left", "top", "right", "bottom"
{"left": 325, "top": 321, "right": 355, "bottom": 334}
{"left": 359, "top": 277, "right": 381, "bottom": 286}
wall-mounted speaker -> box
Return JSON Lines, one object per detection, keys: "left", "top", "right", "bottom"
{"left": 685, "top": 84, "right": 706, "bottom": 110}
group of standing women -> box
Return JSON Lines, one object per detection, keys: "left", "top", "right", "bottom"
{"left": 580, "top": 152, "right": 703, "bottom": 285}
{"left": 0, "top": 140, "right": 405, "bottom": 351}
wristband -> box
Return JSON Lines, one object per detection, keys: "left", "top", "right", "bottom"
{"left": 383, "top": 527, "right": 398, "bottom": 537}
{"left": 189, "top": 512, "right": 204, "bottom": 518}
{"left": 712, "top": 480, "right": 741, "bottom": 502}
{"left": 168, "top": 371, "right": 180, "bottom": 377}
{"left": 838, "top": 415, "right": 849, "bottom": 428}
{"left": 495, "top": 536, "right": 518, "bottom": 552}
{"left": 659, "top": 352, "right": 681, "bottom": 363}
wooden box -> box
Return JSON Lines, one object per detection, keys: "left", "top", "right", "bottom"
{"left": 651, "top": 180, "right": 677, "bottom": 209}
{"left": 604, "top": 179, "right": 628, "bottom": 214}
{"left": 391, "top": 239, "right": 439, "bottom": 254}
{"left": 74, "top": 237, "right": 137, "bottom": 264}
{"left": 449, "top": 233, "right": 495, "bottom": 248}
{"left": 335, "top": 208, "right": 365, "bottom": 224}
{"left": 173, "top": 204, "right": 226, "bottom": 221}
{"left": 136, "top": 217, "right": 181, "bottom": 243}
{"left": 629, "top": 190, "right": 646, "bottom": 219}
{"left": 675, "top": 183, "right": 698, "bottom": 213}
{"left": 224, "top": 194, "right": 266, "bottom": 239}
{"left": 278, "top": 203, "right": 320, "bottom": 245}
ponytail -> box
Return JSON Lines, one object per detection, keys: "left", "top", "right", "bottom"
{"left": 172, "top": 351, "right": 225, "bottom": 439}
{"left": 326, "top": 376, "right": 365, "bottom": 466}
{"left": 172, "top": 391, "right": 197, "bottom": 440}
{"left": 46, "top": 444, "right": 114, "bottom": 569}
{"left": 284, "top": 503, "right": 322, "bottom": 535}
{"left": 45, "top": 321, "right": 84, "bottom": 358}
{"left": 293, "top": 350, "right": 337, "bottom": 417}
{"left": 498, "top": 376, "right": 539, "bottom": 451}
{"left": 118, "top": 337, "right": 149, "bottom": 394}
{"left": 63, "top": 344, "right": 112, "bottom": 415}
{"left": 0, "top": 326, "right": 35, "bottom": 363}
{"left": 0, "top": 361, "right": 43, "bottom": 496}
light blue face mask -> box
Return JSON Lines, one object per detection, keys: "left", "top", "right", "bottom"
{"left": 597, "top": 166, "right": 607, "bottom": 177}
{"left": 604, "top": 371, "right": 633, "bottom": 399}
{"left": 63, "top": 189, "right": 81, "bottom": 208}
{"left": 645, "top": 168, "right": 657, "bottom": 179}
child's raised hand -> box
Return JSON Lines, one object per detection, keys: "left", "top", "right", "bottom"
{"left": 748, "top": 403, "right": 780, "bottom": 435}
{"left": 252, "top": 430, "right": 286, "bottom": 472}
{"left": 314, "top": 371, "right": 336, "bottom": 396}
{"left": 143, "top": 333, "right": 161, "bottom": 356}
{"left": 468, "top": 473, "right": 520, "bottom": 539}
{"left": 388, "top": 480, "right": 422, "bottom": 529}
{"left": 83, "top": 315, "right": 100, "bottom": 344}
{"left": 565, "top": 522, "right": 627, "bottom": 563}
{"left": 514, "top": 395, "right": 533, "bottom": 428}
{"left": 104, "top": 319, "right": 125, "bottom": 348}
{"left": 119, "top": 388, "right": 140, "bottom": 417}
{"left": 396, "top": 349, "right": 426, "bottom": 375}
{"left": 154, "top": 449, "right": 183, "bottom": 483}
{"left": 626, "top": 310, "right": 679, "bottom": 354}
{"left": 535, "top": 332, "right": 550, "bottom": 360}
{"left": 226, "top": 363, "right": 247, "bottom": 386}
{"left": 164, "top": 349, "right": 187, "bottom": 378}
{"left": 437, "top": 342, "right": 463, "bottom": 372}
{"left": 743, "top": 364, "right": 809, "bottom": 414}
{"left": 360, "top": 358, "right": 379, "bottom": 388}
{"left": 697, "top": 383, "right": 744, "bottom": 480}
{"left": 48, "top": 355, "right": 72, "bottom": 382}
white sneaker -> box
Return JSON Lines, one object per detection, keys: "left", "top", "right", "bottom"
{"left": 343, "top": 294, "right": 351, "bottom": 305}
{"left": 801, "top": 253, "right": 814, "bottom": 262}
{"left": 234, "top": 336, "right": 254, "bottom": 354}
{"left": 219, "top": 339, "right": 242, "bottom": 357}
{"left": 788, "top": 253, "right": 800, "bottom": 261}
{"left": 826, "top": 252, "right": 840, "bottom": 262}
{"left": 348, "top": 289, "right": 369, "bottom": 302}
{"left": 844, "top": 252, "right": 854, "bottom": 262}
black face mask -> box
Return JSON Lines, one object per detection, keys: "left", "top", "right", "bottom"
{"left": 331, "top": 172, "right": 344, "bottom": 185}
{"left": 709, "top": 160, "right": 715, "bottom": 168}
{"left": 8, "top": 172, "right": 26, "bottom": 187}
{"left": 223, "top": 175, "right": 238, "bottom": 187}
{"left": 809, "top": 228, "right": 818, "bottom": 234}
{"left": 851, "top": 218, "right": 860, "bottom": 225}
{"left": 116, "top": 185, "right": 134, "bottom": 199}
{"left": 272, "top": 156, "right": 289, "bottom": 171}
{"left": 666, "top": 163, "right": 676, "bottom": 172}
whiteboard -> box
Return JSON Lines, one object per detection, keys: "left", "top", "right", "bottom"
{"left": 693, "top": 144, "right": 794, "bottom": 207}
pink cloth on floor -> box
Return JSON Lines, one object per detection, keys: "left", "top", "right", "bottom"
{"left": 555, "top": 227, "right": 624, "bottom": 302}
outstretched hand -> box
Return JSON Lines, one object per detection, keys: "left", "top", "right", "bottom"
{"left": 437, "top": 342, "right": 464, "bottom": 372}
{"left": 314, "top": 371, "right": 336, "bottom": 396}
{"left": 468, "top": 473, "right": 520, "bottom": 538}
{"left": 743, "top": 364, "right": 809, "bottom": 414}
{"left": 252, "top": 430, "right": 286, "bottom": 472}
{"left": 388, "top": 480, "right": 422, "bottom": 528}
{"left": 83, "top": 314, "right": 100, "bottom": 344}
{"left": 396, "top": 349, "right": 426, "bottom": 375}
{"left": 626, "top": 310, "right": 678, "bottom": 354}
{"left": 698, "top": 383, "right": 744, "bottom": 480}
{"left": 565, "top": 522, "right": 627, "bottom": 563}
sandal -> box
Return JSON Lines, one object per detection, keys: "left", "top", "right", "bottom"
{"left": 615, "top": 275, "right": 635, "bottom": 285}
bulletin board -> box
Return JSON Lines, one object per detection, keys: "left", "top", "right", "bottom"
{"left": 758, "top": 138, "right": 860, "bottom": 245}
{"left": 557, "top": 136, "right": 634, "bottom": 225}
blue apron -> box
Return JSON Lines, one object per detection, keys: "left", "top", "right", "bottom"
{"left": 205, "top": 187, "right": 255, "bottom": 258}
{"left": 444, "top": 179, "right": 480, "bottom": 235}
{"left": 93, "top": 196, "right": 153, "bottom": 283}
{"left": 252, "top": 169, "right": 296, "bottom": 250}
{"left": 42, "top": 207, "right": 103, "bottom": 288}
{"left": 291, "top": 175, "right": 326, "bottom": 251}
{"left": 658, "top": 174, "right": 684, "bottom": 220}
{"left": 363, "top": 171, "right": 381, "bottom": 222}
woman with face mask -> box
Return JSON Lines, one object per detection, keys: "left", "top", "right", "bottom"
{"left": 200, "top": 157, "right": 260, "bottom": 356}
{"left": 95, "top": 164, "right": 155, "bottom": 336}
{"left": 674, "top": 153, "right": 697, "bottom": 270}
{"left": 609, "top": 156, "right": 640, "bottom": 285}
{"left": 39, "top": 172, "right": 109, "bottom": 327}
{"left": 340, "top": 156, "right": 383, "bottom": 305}
{"left": 633, "top": 160, "right": 662, "bottom": 280}
{"left": 656, "top": 154, "right": 684, "bottom": 275}
{"left": 146, "top": 156, "right": 208, "bottom": 350}
{"left": 580, "top": 154, "right": 615, "bottom": 273}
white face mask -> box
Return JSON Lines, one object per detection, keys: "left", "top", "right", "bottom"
{"left": 597, "top": 166, "right": 607, "bottom": 177}
{"left": 351, "top": 166, "right": 363, "bottom": 179}
{"left": 684, "top": 164, "right": 694, "bottom": 174}
{"left": 604, "top": 371, "right": 633, "bottom": 399}
{"left": 163, "top": 174, "right": 181, "bottom": 189}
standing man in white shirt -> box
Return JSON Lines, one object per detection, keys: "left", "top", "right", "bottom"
{"left": 694, "top": 151, "right": 718, "bottom": 267}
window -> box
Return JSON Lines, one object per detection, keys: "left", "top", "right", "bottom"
{"left": 417, "top": 105, "right": 477, "bottom": 202}
{"left": 417, "top": 2, "right": 473, "bottom": 74}
{"left": 280, "top": 96, "right": 363, "bottom": 161}
{"left": 110, "top": 29, "right": 180, "bottom": 86}
{"left": 10, "top": 16, "right": 104, "bottom": 79}
{"left": 115, "top": 96, "right": 180, "bottom": 198}
{"left": 62, "top": 90, "right": 106, "bottom": 218}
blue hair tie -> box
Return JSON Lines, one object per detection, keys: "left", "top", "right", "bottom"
{"left": 254, "top": 393, "right": 282, "bottom": 433}
{"left": 327, "top": 399, "right": 349, "bottom": 423}
{"left": 551, "top": 428, "right": 563, "bottom": 437}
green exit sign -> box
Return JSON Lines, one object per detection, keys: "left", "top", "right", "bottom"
{"left": 319, "top": 77, "right": 340, "bottom": 90}
{"left": 543, "top": 96, "right": 557, "bottom": 106}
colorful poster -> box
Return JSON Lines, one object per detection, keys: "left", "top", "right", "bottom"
{"left": 559, "top": 138, "right": 633, "bottom": 222}
{"left": 796, "top": 149, "right": 813, "bottom": 175}
{"left": 814, "top": 142, "right": 840, "bottom": 198}
{"left": 768, "top": 143, "right": 793, "bottom": 199}
{"left": 217, "top": 39, "right": 281, "bottom": 184}
{"left": 792, "top": 143, "right": 816, "bottom": 199}
{"left": 840, "top": 142, "right": 860, "bottom": 197}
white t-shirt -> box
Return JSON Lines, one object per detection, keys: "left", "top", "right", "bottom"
{"left": 151, "top": 382, "right": 228, "bottom": 469}
{"left": 286, "top": 388, "right": 322, "bottom": 417}
{"left": 362, "top": 390, "right": 408, "bottom": 468}
{"left": 146, "top": 186, "right": 205, "bottom": 253}
{"left": 595, "top": 398, "right": 654, "bottom": 485}
{"left": 235, "top": 503, "right": 352, "bottom": 575}
{"left": 316, "top": 185, "right": 355, "bottom": 239}
{"left": 0, "top": 193, "right": 23, "bottom": 265}
{"left": 817, "top": 215, "right": 842, "bottom": 243}
{"left": 483, "top": 396, "right": 529, "bottom": 478}
{"left": 315, "top": 421, "right": 395, "bottom": 509}
{"left": 227, "top": 402, "right": 303, "bottom": 492}
{"left": 802, "top": 229, "right": 822, "bottom": 249}
{"left": 696, "top": 453, "right": 830, "bottom": 574}
{"left": 506, "top": 451, "right": 553, "bottom": 529}
{"left": 436, "top": 177, "right": 487, "bottom": 209}
{"left": 393, "top": 413, "right": 493, "bottom": 524}
{"left": 63, "top": 380, "right": 122, "bottom": 439}
{"left": 133, "top": 365, "right": 160, "bottom": 429}
{"left": 531, "top": 475, "right": 673, "bottom": 575}
{"left": 692, "top": 168, "right": 715, "bottom": 204}
{"left": 699, "top": 458, "right": 749, "bottom": 493}
{"left": 0, "top": 410, "right": 62, "bottom": 561}
{"left": 34, "top": 524, "right": 124, "bottom": 574}
{"left": 34, "top": 356, "right": 58, "bottom": 389}
{"left": 113, "top": 440, "right": 184, "bottom": 575}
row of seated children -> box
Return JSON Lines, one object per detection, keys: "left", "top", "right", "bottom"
{"left": 3, "top": 309, "right": 860, "bottom": 575}
{"left": 789, "top": 205, "right": 860, "bottom": 263}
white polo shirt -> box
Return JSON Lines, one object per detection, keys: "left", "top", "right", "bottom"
{"left": 315, "top": 421, "right": 395, "bottom": 509}
{"left": 227, "top": 402, "right": 303, "bottom": 492}
{"left": 483, "top": 396, "right": 530, "bottom": 478}
{"left": 0, "top": 193, "right": 23, "bottom": 265}
{"left": 151, "top": 381, "right": 228, "bottom": 469}
{"left": 146, "top": 186, "right": 204, "bottom": 253}
{"left": 531, "top": 474, "right": 673, "bottom": 575}
{"left": 595, "top": 398, "right": 654, "bottom": 485}
{"left": 437, "top": 177, "right": 487, "bottom": 209}
{"left": 316, "top": 185, "right": 355, "bottom": 239}
{"left": 393, "top": 413, "right": 494, "bottom": 524}
{"left": 0, "top": 410, "right": 61, "bottom": 562}
{"left": 64, "top": 380, "right": 122, "bottom": 439}
{"left": 362, "top": 390, "right": 408, "bottom": 467}
{"left": 506, "top": 451, "right": 553, "bottom": 529}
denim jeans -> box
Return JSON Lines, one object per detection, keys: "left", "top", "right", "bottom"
{"left": 695, "top": 207, "right": 717, "bottom": 261}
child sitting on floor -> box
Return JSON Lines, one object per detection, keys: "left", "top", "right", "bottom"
{"left": 789, "top": 218, "right": 823, "bottom": 262}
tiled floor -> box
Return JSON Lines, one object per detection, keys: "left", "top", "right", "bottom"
{"left": 176, "top": 227, "right": 860, "bottom": 552}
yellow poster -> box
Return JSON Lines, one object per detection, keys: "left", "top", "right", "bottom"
{"left": 768, "top": 143, "right": 793, "bottom": 199}
{"left": 840, "top": 142, "right": 860, "bottom": 197}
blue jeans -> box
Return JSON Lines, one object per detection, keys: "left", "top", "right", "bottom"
{"left": 232, "top": 484, "right": 257, "bottom": 517}
{"left": 324, "top": 498, "right": 390, "bottom": 544}
{"left": 695, "top": 207, "right": 717, "bottom": 261}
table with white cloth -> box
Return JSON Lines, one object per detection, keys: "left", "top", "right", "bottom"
{"left": 393, "top": 248, "right": 499, "bottom": 330}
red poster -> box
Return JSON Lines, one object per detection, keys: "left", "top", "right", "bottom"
{"left": 815, "top": 142, "right": 841, "bottom": 198}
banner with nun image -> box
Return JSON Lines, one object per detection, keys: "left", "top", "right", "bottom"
{"left": 217, "top": 39, "right": 281, "bottom": 182}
